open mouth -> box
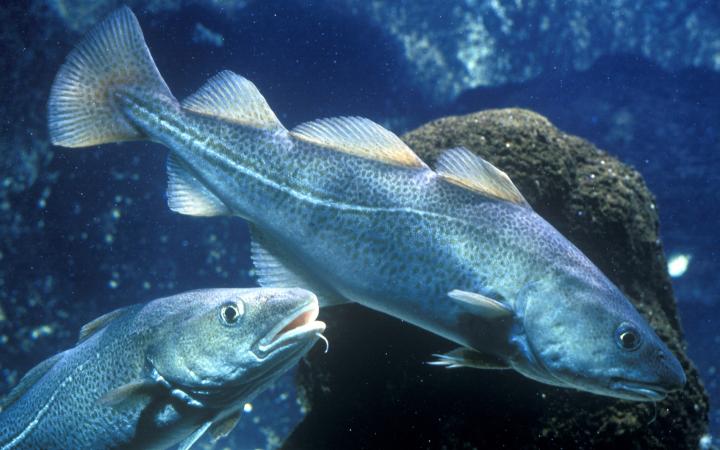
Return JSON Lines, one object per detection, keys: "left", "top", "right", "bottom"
{"left": 610, "top": 379, "right": 668, "bottom": 401}
{"left": 257, "top": 300, "right": 326, "bottom": 356}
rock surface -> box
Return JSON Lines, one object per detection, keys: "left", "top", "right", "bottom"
{"left": 284, "top": 109, "right": 709, "bottom": 449}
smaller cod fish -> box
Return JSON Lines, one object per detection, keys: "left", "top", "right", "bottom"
{"left": 0, "top": 288, "right": 325, "bottom": 450}
{"left": 48, "top": 7, "right": 685, "bottom": 401}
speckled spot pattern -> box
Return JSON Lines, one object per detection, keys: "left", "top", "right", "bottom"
{"left": 0, "top": 288, "right": 323, "bottom": 449}
{"left": 120, "top": 88, "right": 615, "bottom": 350}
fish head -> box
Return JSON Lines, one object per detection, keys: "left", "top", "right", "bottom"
{"left": 510, "top": 269, "right": 686, "bottom": 401}
{"left": 148, "top": 287, "right": 325, "bottom": 407}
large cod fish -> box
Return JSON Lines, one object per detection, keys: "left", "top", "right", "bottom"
{"left": 0, "top": 288, "right": 325, "bottom": 450}
{"left": 49, "top": 7, "right": 685, "bottom": 401}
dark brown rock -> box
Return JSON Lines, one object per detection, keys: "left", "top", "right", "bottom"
{"left": 284, "top": 109, "right": 708, "bottom": 450}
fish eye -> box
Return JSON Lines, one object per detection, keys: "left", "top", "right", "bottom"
{"left": 615, "top": 323, "right": 641, "bottom": 351}
{"left": 219, "top": 302, "right": 243, "bottom": 326}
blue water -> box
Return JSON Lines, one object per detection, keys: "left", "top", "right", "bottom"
{"left": 0, "top": 1, "right": 718, "bottom": 448}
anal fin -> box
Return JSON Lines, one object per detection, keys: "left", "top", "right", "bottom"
{"left": 250, "top": 225, "right": 349, "bottom": 307}
{"left": 167, "top": 154, "right": 229, "bottom": 217}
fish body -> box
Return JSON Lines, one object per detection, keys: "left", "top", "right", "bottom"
{"left": 125, "top": 104, "right": 510, "bottom": 346}
{"left": 0, "top": 288, "right": 324, "bottom": 449}
{"left": 48, "top": 7, "right": 685, "bottom": 401}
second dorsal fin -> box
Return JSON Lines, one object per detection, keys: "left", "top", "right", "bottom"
{"left": 435, "top": 147, "right": 529, "bottom": 207}
{"left": 290, "top": 116, "right": 428, "bottom": 168}
{"left": 181, "top": 71, "right": 283, "bottom": 129}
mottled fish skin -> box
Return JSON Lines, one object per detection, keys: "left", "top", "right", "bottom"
{"left": 0, "top": 288, "right": 324, "bottom": 449}
{"left": 47, "top": 7, "right": 685, "bottom": 402}
{"left": 122, "top": 97, "right": 686, "bottom": 399}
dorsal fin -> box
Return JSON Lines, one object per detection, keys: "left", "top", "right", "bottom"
{"left": 78, "top": 306, "right": 130, "bottom": 344}
{"left": 181, "top": 70, "right": 283, "bottom": 129}
{"left": 0, "top": 353, "right": 62, "bottom": 411}
{"left": 435, "top": 147, "right": 528, "bottom": 207}
{"left": 290, "top": 116, "right": 428, "bottom": 168}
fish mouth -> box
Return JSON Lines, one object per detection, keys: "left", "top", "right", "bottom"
{"left": 256, "top": 299, "right": 326, "bottom": 358}
{"left": 610, "top": 379, "right": 668, "bottom": 401}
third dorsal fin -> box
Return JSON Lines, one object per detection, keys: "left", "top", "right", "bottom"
{"left": 181, "top": 71, "right": 283, "bottom": 129}
{"left": 290, "top": 116, "right": 427, "bottom": 168}
{"left": 435, "top": 147, "right": 529, "bottom": 207}
{"left": 78, "top": 306, "right": 131, "bottom": 344}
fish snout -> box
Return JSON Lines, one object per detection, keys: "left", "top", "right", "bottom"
{"left": 657, "top": 348, "right": 686, "bottom": 392}
{"left": 265, "top": 287, "right": 319, "bottom": 314}
{"left": 609, "top": 346, "right": 686, "bottom": 401}
{"left": 254, "top": 288, "right": 324, "bottom": 358}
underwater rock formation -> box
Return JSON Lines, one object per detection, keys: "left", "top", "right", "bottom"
{"left": 285, "top": 109, "right": 709, "bottom": 449}
{"left": 335, "top": 0, "right": 720, "bottom": 102}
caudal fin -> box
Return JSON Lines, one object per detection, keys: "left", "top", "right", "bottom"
{"left": 48, "top": 7, "right": 173, "bottom": 148}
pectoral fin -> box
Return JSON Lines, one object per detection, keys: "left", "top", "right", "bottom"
{"left": 170, "top": 388, "right": 204, "bottom": 408}
{"left": 448, "top": 289, "right": 513, "bottom": 319}
{"left": 209, "top": 411, "right": 242, "bottom": 441}
{"left": 98, "top": 379, "right": 159, "bottom": 409}
{"left": 178, "top": 421, "right": 212, "bottom": 450}
{"left": 428, "top": 347, "right": 510, "bottom": 370}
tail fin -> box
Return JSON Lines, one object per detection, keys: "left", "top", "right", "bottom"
{"left": 48, "top": 7, "right": 173, "bottom": 148}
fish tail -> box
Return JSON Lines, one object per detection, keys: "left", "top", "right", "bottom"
{"left": 48, "top": 6, "right": 175, "bottom": 148}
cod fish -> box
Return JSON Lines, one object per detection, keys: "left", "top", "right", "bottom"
{"left": 0, "top": 288, "right": 325, "bottom": 449}
{"left": 49, "top": 7, "right": 685, "bottom": 401}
